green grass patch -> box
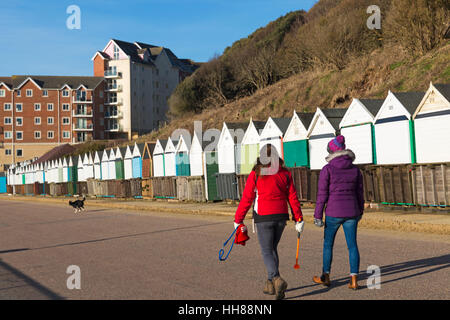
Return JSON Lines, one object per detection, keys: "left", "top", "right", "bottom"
{"left": 390, "top": 61, "right": 404, "bottom": 70}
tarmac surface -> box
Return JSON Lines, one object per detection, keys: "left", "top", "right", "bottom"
{"left": 0, "top": 197, "right": 449, "bottom": 300}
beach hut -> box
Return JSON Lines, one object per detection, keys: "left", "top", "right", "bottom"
{"left": 142, "top": 142, "right": 156, "bottom": 178}
{"left": 68, "top": 156, "right": 78, "bottom": 182}
{"left": 339, "top": 98, "right": 384, "bottom": 164}
{"left": 259, "top": 117, "right": 291, "bottom": 159}
{"left": 57, "top": 159, "right": 64, "bottom": 183}
{"left": 218, "top": 122, "right": 248, "bottom": 174}
{"left": 83, "top": 153, "right": 95, "bottom": 180}
{"left": 203, "top": 133, "right": 220, "bottom": 201}
{"left": 62, "top": 157, "right": 69, "bottom": 182}
{"left": 412, "top": 83, "right": 450, "bottom": 164}
{"left": 240, "top": 119, "right": 266, "bottom": 174}
{"left": 374, "top": 91, "right": 424, "bottom": 165}
{"left": 114, "top": 147, "right": 126, "bottom": 180}
{"left": 308, "top": 108, "right": 347, "bottom": 170}
{"left": 108, "top": 149, "right": 117, "bottom": 180}
{"left": 283, "top": 111, "right": 315, "bottom": 168}
{"left": 216, "top": 122, "right": 248, "bottom": 200}
{"left": 101, "top": 150, "right": 110, "bottom": 180}
{"left": 93, "top": 151, "right": 102, "bottom": 180}
{"left": 124, "top": 145, "right": 133, "bottom": 180}
{"left": 190, "top": 132, "right": 205, "bottom": 177}
{"left": 132, "top": 143, "right": 146, "bottom": 179}
{"left": 153, "top": 139, "right": 167, "bottom": 177}
{"left": 77, "top": 155, "right": 85, "bottom": 182}
{"left": 164, "top": 137, "right": 178, "bottom": 177}
{"left": 175, "top": 135, "right": 191, "bottom": 176}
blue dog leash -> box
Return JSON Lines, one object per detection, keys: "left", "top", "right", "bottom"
{"left": 218, "top": 226, "right": 238, "bottom": 261}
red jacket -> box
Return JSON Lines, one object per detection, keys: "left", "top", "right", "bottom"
{"left": 234, "top": 167, "right": 303, "bottom": 224}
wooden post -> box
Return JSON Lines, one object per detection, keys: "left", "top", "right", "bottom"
{"left": 430, "top": 166, "right": 437, "bottom": 206}
{"left": 389, "top": 167, "right": 395, "bottom": 203}
{"left": 411, "top": 167, "right": 417, "bottom": 205}
{"left": 442, "top": 164, "right": 448, "bottom": 206}
{"left": 420, "top": 165, "right": 426, "bottom": 205}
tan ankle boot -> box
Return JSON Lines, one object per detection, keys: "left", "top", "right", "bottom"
{"left": 272, "top": 276, "right": 288, "bottom": 300}
{"left": 263, "top": 279, "right": 275, "bottom": 295}
{"left": 348, "top": 275, "right": 358, "bottom": 290}
{"left": 313, "top": 273, "right": 331, "bottom": 287}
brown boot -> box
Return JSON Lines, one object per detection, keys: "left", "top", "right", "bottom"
{"left": 272, "top": 276, "right": 288, "bottom": 300}
{"left": 263, "top": 279, "right": 275, "bottom": 295}
{"left": 313, "top": 273, "right": 331, "bottom": 287}
{"left": 348, "top": 275, "right": 358, "bottom": 290}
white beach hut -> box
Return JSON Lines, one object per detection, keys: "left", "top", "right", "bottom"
{"left": 308, "top": 108, "right": 347, "bottom": 170}
{"left": 124, "top": 145, "right": 133, "bottom": 180}
{"left": 374, "top": 91, "right": 425, "bottom": 165}
{"left": 412, "top": 83, "right": 450, "bottom": 164}
{"left": 339, "top": 98, "right": 384, "bottom": 164}
{"left": 94, "top": 151, "right": 102, "bottom": 180}
{"left": 101, "top": 150, "right": 110, "bottom": 180}
{"left": 259, "top": 117, "right": 291, "bottom": 159}
{"left": 164, "top": 137, "right": 178, "bottom": 177}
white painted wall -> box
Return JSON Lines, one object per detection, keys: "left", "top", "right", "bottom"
{"left": 341, "top": 124, "right": 373, "bottom": 164}
{"left": 375, "top": 121, "right": 412, "bottom": 165}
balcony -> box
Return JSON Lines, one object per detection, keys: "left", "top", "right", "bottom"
{"left": 105, "top": 123, "right": 123, "bottom": 132}
{"left": 73, "top": 110, "right": 93, "bottom": 117}
{"left": 73, "top": 96, "right": 93, "bottom": 103}
{"left": 104, "top": 110, "right": 123, "bottom": 118}
{"left": 73, "top": 123, "right": 93, "bottom": 131}
{"left": 105, "top": 84, "right": 123, "bottom": 92}
{"left": 104, "top": 70, "right": 122, "bottom": 78}
{"left": 104, "top": 98, "right": 123, "bottom": 106}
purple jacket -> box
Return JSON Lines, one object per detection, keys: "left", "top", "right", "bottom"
{"left": 314, "top": 150, "right": 364, "bottom": 220}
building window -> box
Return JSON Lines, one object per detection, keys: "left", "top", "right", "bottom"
{"left": 62, "top": 90, "right": 69, "bottom": 97}
{"left": 43, "top": 90, "right": 48, "bottom": 97}
{"left": 62, "top": 117, "right": 70, "bottom": 125}
{"left": 113, "top": 44, "right": 120, "bottom": 60}
{"left": 99, "top": 91, "right": 103, "bottom": 98}
{"left": 34, "top": 103, "right": 41, "bottom": 111}
{"left": 16, "top": 131, "right": 23, "bottom": 140}
{"left": 16, "top": 149, "right": 23, "bottom": 157}
{"left": 4, "top": 131, "right": 12, "bottom": 139}
{"left": 0, "top": 89, "right": 5, "bottom": 97}
{"left": 4, "top": 117, "right": 12, "bottom": 125}
{"left": 34, "top": 117, "right": 41, "bottom": 125}
{"left": 62, "top": 103, "right": 70, "bottom": 111}
{"left": 16, "top": 117, "right": 23, "bottom": 126}
{"left": 99, "top": 104, "right": 103, "bottom": 112}
{"left": 5, "top": 149, "right": 12, "bottom": 156}
{"left": 47, "top": 103, "right": 54, "bottom": 111}
{"left": 4, "top": 103, "right": 11, "bottom": 111}
{"left": 63, "top": 131, "right": 70, "bottom": 139}
{"left": 34, "top": 131, "right": 41, "bottom": 139}
{"left": 16, "top": 90, "right": 21, "bottom": 97}
{"left": 47, "top": 117, "right": 54, "bottom": 125}
{"left": 47, "top": 131, "right": 54, "bottom": 139}
{"left": 16, "top": 103, "right": 23, "bottom": 112}
{"left": 100, "top": 118, "right": 104, "bottom": 126}
{"left": 26, "top": 89, "right": 33, "bottom": 97}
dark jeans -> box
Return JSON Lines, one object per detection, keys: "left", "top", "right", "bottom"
{"left": 323, "top": 215, "right": 360, "bottom": 275}
{"left": 256, "top": 220, "right": 286, "bottom": 280}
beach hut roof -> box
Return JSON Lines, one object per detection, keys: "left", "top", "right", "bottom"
{"left": 295, "top": 112, "right": 315, "bottom": 130}
{"left": 358, "top": 99, "right": 385, "bottom": 117}
{"left": 391, "top": 91, "right": 425, "bottom": 115}
{"left": 321, "top": 108, "right": 347, "bottom": 130}
{"left": 433, "top": 83, "right": 450, "bottom": 102}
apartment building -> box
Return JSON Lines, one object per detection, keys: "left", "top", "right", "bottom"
{"left": 92, "top": 39, "right": 199, "bottom": 140}
{"left": 0, "top": 75, "right": 105, "bottom": 169}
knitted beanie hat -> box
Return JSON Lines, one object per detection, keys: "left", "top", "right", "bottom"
{"left": 327, "top": 135, "right": 346, "bottom": 153}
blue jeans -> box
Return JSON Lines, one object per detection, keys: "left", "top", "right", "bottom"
{"left": 323, "top": 216, "right": 360, "bottom": 276}
{"left": 256, "top": 220, "right": 286, "bottom": 280}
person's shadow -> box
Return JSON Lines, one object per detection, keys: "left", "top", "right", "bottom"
{"left": 285, "top": 254, "right": 450, "bottom": 299}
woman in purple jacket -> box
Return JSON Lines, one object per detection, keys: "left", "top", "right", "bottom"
{"left": 312, "top": 135, "right": 364, "bottom": 290}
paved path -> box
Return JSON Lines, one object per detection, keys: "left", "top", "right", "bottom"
{"left": 0, "top": 199, "right": 449, "bottom": 300}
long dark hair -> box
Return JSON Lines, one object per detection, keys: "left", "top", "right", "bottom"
{"left": 252, "top": 144, "right": 285, "bottom": 176}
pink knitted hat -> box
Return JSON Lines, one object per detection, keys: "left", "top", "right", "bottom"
{"left": 328, "top": 135, "right": 346, "bottom": 153}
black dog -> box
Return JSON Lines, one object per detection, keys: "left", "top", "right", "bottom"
{"left": 69, "top": 196, "right": 86, "bottom": 213}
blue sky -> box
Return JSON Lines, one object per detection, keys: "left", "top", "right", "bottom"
{"left": 0, "top": 0, "right": 316, "bottom": 76}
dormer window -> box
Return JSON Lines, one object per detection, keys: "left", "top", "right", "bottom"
{"left": 62, "top": 90, "right": 69, "bottom": 97}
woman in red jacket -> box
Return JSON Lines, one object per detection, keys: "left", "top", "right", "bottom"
{"left": 234, "top": 144, "right": 304, "bottom": 300}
